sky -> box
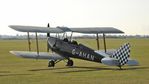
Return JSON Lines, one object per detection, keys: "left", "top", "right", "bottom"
{"left": 0, "top": 0, "right": 149, "bottom": 35}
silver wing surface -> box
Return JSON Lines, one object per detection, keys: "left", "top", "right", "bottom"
{"left": 10, "top": 51, "right": 64, "bottom": 60}
{"left": 9, "top": 25, "right": 124, "bottom": 34}
{"left": 67, "top": 27, "right": 124, "bottom": 33}
{"left": 9, "top": 25, "right": 64, "bottom": 33}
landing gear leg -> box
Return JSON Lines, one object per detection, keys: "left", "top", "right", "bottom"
{"left": 66, "top": 59, "right": 73, "bottom": 66}
{"left": 48, "top": 60, "right": 55, "bottom": 67}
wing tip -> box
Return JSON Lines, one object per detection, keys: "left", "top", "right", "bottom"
{"left": 8, "top": 25, "right": 13, "bottom": 28}
{"left": 8, "top": 25, "right": 19, "bottom": 30}
{"left": 9, "top": 51, "right": 17, "bottom": 55}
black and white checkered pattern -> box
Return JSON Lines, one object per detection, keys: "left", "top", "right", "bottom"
{"left": 112, "top": 43, "right": 130, "bottom": 66}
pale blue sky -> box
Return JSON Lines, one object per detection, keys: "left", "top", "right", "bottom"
{"left": 0, "top": 0, "right": 149, "bottom": 35}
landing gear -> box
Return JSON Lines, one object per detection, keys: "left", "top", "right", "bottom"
{"left": 48, "top": 60, "right": 55, "bottom": 67}
{"left": 48, "top": 59, "right": 74, "bottom": 67}
{"left": 66, "top": 60, "right": 73, "bottom": 66}
{"left": 118, "top": 65, "right": 123, "bottom": 70}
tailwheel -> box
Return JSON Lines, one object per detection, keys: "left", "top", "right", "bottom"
{"left": 66, "top": 59, "right": 73, "bottom": 66}
{"left": 118, "top": 65, "right": 123, "bottom": 70}
{"left": 119, "top": 66, "right": 123, "bottom": 70}
{"left": 48, "top": 60, "right": 55, "bottom": 67}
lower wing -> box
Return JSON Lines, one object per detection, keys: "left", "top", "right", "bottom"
{"left": 10, "top": 51, "right": 64, "bottom": 60}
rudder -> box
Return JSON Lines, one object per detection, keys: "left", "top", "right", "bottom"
{"left": 112, "top": 43, "right": 130, "bottom": 67}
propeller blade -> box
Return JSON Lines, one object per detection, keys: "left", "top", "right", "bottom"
{"left": 47, "top": 23, "right": 50, "bottom": 52}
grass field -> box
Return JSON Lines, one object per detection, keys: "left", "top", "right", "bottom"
{"left": 0, "top": 38, "right": 149, "bottom": 84}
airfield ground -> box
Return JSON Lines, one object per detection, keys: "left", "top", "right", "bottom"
{"left": 0, "top": 38, "right": 149, "bottom": 84}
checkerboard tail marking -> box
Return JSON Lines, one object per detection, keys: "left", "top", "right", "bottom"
{"left": 112, "top": 43, "right": 130, "bottom": 66}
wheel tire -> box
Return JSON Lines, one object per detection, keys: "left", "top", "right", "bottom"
{"left": 48, "top": 61, "right": 55, "bottom": 67}
{"left": 67, "top": 60, "right": 73, "bottom": 66}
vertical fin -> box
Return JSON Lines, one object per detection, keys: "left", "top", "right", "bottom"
{"left": 112, "top": 43, "right": 130, "bottom": 67}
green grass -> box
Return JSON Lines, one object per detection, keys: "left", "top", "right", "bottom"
{"left": 0, "top": 38, "right": 149, "bottom": 84}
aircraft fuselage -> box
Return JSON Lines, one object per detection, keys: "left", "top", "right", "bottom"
{"left": 48, "top": 37, "right": 104, "bottom": 63}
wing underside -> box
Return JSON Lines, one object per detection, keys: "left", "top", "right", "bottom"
{"left": 10, "top": 51, "right": 64, "bottom": 60}
{"left": 9, "top": 25, "right": 64, "bottom": 33}
{"left": 69, "top": 27, "right": 124, "bottom": 33}
{"left": 9, "top": 25, "right": 124, "bottom": 34}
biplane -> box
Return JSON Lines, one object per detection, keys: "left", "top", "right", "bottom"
{"left": 9, "top": 24, "right": 139, "bottom": 69}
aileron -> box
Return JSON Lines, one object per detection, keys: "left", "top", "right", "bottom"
{"left": 10, "top": 51, "right": 64, "bottom": 60}
{"left": 9, "top": 25, "right": 64, "bottom": 33}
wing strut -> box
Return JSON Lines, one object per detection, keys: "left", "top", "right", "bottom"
{"left": 35, "top": 32, "right": 39, "bottom": 55}
{"left": 103, "top": 33, "right": 107, "bottom": 52}
{"left": 62, "top": 33, "right": 66, "bottom": 39}
{"left": 70, "top": 32, "right": 73, "bottom": 41}
{"left": 96, "top": 33, "right": 100, "bottom": 50}
{"left": 27, "top": 32, "right": 31, "bottom": 51}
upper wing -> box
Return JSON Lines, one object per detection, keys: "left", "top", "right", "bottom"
{"left": 10, "top": 51, "right": 64, "bottom": 60}
{"left": 9, "top": 25, "right": 124, "bottom": 34}
{"left": 68, "top": 27, "right": 124, "bottom": 34}
{"left": 9, "top": 25, "right": 64, "bottom": 33}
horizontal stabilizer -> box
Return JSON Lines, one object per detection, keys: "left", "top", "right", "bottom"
{"left": 101, "top": 58, "right": 139, "bottom": 66}
{"left": 10, "top": 51, "right": 64, "bottom": 60}
{"left": 126, "top": 59, "right": 139, "bottom": 66}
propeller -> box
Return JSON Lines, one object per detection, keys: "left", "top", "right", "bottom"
{"left": 47, "top": 23, "right": 50, "bottom": 52}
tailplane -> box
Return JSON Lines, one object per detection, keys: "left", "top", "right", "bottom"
{"left": 101, "top": 43, "right": 139, "bottom": 69}
{"left": 112, "top": 43, "right": 130, "bottom": 68}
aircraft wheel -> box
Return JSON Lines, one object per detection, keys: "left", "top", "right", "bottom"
{"left": 48, "top": 60, "right": 55, "bottom": 67}
{"left": 66, "top": 60, "right": 73, "bottom": 66}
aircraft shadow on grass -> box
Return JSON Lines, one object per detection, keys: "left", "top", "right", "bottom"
{"left": 0, "top": 74, "right": 32, "bottom": 77}
{"left": 28, "top": 66, "right": 149, "bottom": 73}
{"left": 28, "top": 67, "right": 70, "bottom": 71}
{"left": 0, "top": 71, "right": 32, "bottom": 77}
{"left": 0, "top": 70, "right": 32, "bottom": 77}
{"left": 0, "top": 66, "right": 148, "bottom": 77}
{"left": 0, "top": 71, "right": 11, "bottom": 73}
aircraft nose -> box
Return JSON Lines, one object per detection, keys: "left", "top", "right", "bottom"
{"left": 48, "top": 37, "right": 57, "bottom": 48}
